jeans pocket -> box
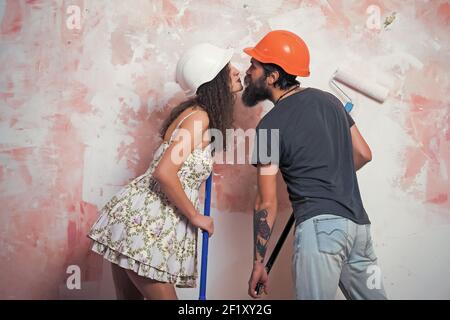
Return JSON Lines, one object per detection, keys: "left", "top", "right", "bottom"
{"left": 314, "top": 216, "right": 348, "bottom": 255}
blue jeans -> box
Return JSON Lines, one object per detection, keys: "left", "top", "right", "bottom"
{"left": 292, "top": 214, "right": 387, "bottom": 300}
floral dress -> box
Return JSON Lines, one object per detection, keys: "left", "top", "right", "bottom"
{"left": 88, "top": 111, "right": 213, "bottom": 288}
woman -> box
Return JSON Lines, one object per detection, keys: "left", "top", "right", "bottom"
{"left": 87, "top": 43, "right": 243, "bottom": 299}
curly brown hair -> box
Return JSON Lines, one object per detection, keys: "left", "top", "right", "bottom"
{"left": 160, "top": 63, "right": 235, "bottom": 150}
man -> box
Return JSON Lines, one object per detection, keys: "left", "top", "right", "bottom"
{"left": 242, "top": 30, "right": 387, "bottom": 300}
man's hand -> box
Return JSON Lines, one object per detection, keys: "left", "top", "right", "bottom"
{"left": 248, "top": 261, "right": 269, "bottom": 298}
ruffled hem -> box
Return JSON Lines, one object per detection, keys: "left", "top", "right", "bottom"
{"left": 89, "top": 238, "right": 197, "bottom": 288}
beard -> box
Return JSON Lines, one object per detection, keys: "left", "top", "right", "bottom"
{"left": 241, "top": 75, "right": 271, "bottom": 107}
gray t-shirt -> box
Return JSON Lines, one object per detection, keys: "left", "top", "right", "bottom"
{"left": 252, "top": 87, "right": 370, "bottom": 225}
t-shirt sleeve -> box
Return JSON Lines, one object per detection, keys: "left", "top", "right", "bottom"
{"left": 345, "top": 110, "right": 355, "bottom": 128}
{"left": 332, "top": 92, "right": 355, "bottom": 128}
{"left": 251, "top": 122, "right": 281, "bottom": 167}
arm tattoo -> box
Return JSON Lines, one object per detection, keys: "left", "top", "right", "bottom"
{"left": 253, "top": 209, "right": 273, "bottom": 263}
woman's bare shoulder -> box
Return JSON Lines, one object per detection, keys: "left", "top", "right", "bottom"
{"left": 180, "top": 105, "right": 209, "bottom": 125}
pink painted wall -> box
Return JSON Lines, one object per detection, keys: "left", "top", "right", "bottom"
{"left": 0, "top": 0, "right": 448, "bottom": 299}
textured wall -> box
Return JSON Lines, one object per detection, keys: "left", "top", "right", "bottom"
{"left": 0, "top": 0, "right": 448, "bottom": 299}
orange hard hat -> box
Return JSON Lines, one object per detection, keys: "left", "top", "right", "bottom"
{"left": 244, "top": 30, "right": 310, "bottom": 77}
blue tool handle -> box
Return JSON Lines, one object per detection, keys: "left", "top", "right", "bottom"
{"left": 199, "top": 174, "right": 212, "bottom": 300}
{"left": 344, "top": 101, "right": 354, "bottom": 113}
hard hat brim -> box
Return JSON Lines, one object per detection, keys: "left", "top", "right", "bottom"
{"left": 243, "top": 47, "right": 310, "bottom": 77}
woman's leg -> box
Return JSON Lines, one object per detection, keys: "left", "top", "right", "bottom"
{"left": 111, "top": 263, "right": 144, "bottom": 300}
{"left": 125, "top": 269, "right": 178, "bottom": 300}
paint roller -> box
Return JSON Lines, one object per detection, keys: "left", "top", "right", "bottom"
{"left": 330, "top": 68, "right": 390, "bottom": 112}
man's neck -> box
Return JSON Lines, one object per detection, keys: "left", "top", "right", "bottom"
{"left": 270, "top": 85, "right": 302, "bottom": 104}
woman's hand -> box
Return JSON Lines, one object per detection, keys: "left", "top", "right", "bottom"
{"left": 190, "top": 213, "right": 214, "bottom": 237}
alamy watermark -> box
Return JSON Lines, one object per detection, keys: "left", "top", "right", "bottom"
{"left": 66, "top": 5, "right": 82, "bottom": 30}
{"left": 366, "top": 4, "right": 397, "bottom": 31}
{"left": 66, "top": 264, "right": 81, "bottom": 290}
{"left": 366, "top": 265, "right": 382, "bottom": 290}
{"left": 168, "top": 120, "right": 280, "bottom": 175}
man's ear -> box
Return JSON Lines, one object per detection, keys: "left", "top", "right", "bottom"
{"left": 266, "top": 70, "right": 280, "bottom": 86}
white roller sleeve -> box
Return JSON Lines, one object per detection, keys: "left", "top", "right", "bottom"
{"left": 333, "top": 69, "right": 389, "bottom": 103}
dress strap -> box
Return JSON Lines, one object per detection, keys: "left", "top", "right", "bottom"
{"left": 169, "top": 110, "right": 200, "bottom": 142}
{"left": 175, "top": 110, "right": 199, "bottom": 130}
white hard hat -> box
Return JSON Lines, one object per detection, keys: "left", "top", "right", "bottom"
{"left": 176, "top": 43, "right": 234, "bottom": 97}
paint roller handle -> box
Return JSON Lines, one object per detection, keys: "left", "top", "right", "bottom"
{"left": 199, "top": 174, "right": 213, "bottom": 300}
{"left": 198, "top": 174, "right": 214, "bottom": 236}
{"left": 254, "top": 266, "right": 271, "bottom": 296}
{"left": 344, "top": 102, "right": 354, "bottom": 113}
{"left": 255, "top": 281, "right": 265, "bottom": 296}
